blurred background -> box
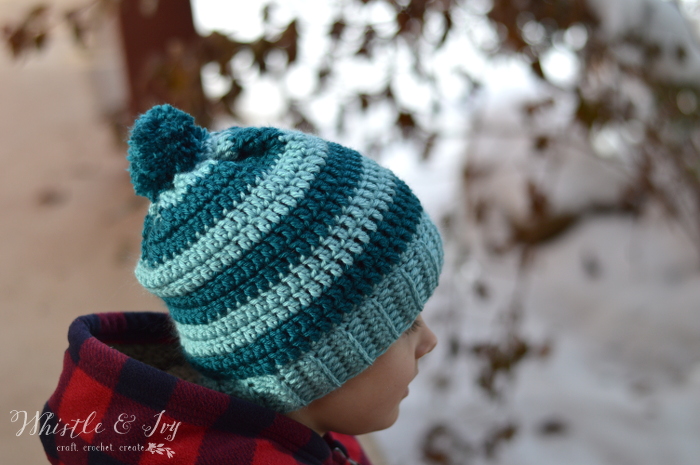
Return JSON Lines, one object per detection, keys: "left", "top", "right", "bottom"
{"left": 2, "top": 0, "right": 700, "bottom": 464}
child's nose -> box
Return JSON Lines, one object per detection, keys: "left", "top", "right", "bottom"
{"left": 417, "top": 323, "right": 438, "bottom": 359}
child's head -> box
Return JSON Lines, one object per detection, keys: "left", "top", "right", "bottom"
{"left": 286, "top": 314, "right": 437, "bottom": 435}
{"left": 127, "top": 104, "right": 443, "bottom": 433}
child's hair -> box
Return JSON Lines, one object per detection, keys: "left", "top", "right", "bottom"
{"left": 127, "top": 104, "right": 443, "bottom": 412}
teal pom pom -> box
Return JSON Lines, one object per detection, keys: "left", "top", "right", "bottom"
{"left": 127, "top": 104, "right": 208, "bottom": 201}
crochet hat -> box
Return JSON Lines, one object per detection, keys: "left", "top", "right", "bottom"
{"left": 128, "top": 104, "right": 443, "bottom": 413}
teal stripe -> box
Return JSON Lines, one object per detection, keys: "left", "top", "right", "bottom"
{"left": 186, "top": 176, "right": 425, "bottom": 379}
{"left": 176, "top": 157, "right": 397, "bottom": 351}
{"left": 135, "top": 133, "right": 328, "bottom": 295}
{"left": 141, "top": 127, "right": 285, "bottom": 265}
{"left": 164, "top": 141, "right": 365, "bottom": 325}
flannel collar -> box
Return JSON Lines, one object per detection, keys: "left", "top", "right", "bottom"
{"left": 40, "top": 312, "right": 369, "bottom": 465}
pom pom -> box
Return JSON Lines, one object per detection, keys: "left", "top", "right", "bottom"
{"left": 127, "top": 104, "right": 208, "bottom": 201}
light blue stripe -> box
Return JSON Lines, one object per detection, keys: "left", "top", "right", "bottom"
{"left": 135, "top": 132, "right": 328, "bottom": 294}
{"left": 210, "top": 130, "right": 242, "bottom": 161}
{"left": 176, "top": 157, "right": 399, "bottom": 352}
{"left": 150, "top": 159, "right": 219, "bottom": 212}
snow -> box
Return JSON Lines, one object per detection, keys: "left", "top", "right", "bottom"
{"left": 589, "top": 0, "right": 700, "bottom": 85}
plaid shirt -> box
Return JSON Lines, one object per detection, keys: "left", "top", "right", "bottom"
{"left": 40, "top": 312, "right": 373, "bottom": 465}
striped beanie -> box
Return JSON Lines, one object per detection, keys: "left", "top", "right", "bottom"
{"left": 127, "top": 104, "right": 443, "bottom": 413}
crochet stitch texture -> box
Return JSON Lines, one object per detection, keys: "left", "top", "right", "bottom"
{"left": 128, "top": 104, "right": 443, "bottom": 412}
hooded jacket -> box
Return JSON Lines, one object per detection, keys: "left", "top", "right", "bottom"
{"left": 39, "top": 312, "right": 373, "bottom": 465}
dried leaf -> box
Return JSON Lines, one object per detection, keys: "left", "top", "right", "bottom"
{"left": 356, "top": 26, "right": 375, "bottom": 57}
{"left": 473, "top": 199, "right": 489, "bottom": 223}
{"left": 473, "top": 280, "right": 490, "bottom": 300}
{"left": 382, "top": 85, "right": 395, "bottom": 106}
{"left": 262, "top": 4, "right": 272, "bottom": 23}
{"left": 483, "top": 423, "right": 518, "bottom": 458}
{"left": 530, "top": 58, "right": 545, "bottom": 80}
{"left": 422, "top": 424, "right": 473, "bottom": 464}
{"left": 33, "top": 31, "right": 47, "bottom": 49}
{"left": 330, "top": 20, "right": 345, "bottom": 42}
{"left": 470, "top": 335, "right": 531, "bottom": 397}
{"left": 511, "top": 213, "right": 578, "bottom": 246}
{"left": 462, "top": 163, "right": 492, "bottom": 183}
{"left": 3, "top": 4, "right": 51, "bottom": 58}
{"left": 359, "top": 93, "right": 370, "bottom": 110}
{"left": 65, "top": 10, "right": 87, "bottom": 47}
{"left": 26, "top": 5, "right": 49, "bottom": 21}
{"left": 537, "top": 417, "right": 568, "bottom": 436}
{"left": 676, "top": 44, "right": 687, "bottom": 63}
{"left": 275, "top": 20, "right": 298, "bottom": 64}
{"left": 421, "top": 132, "right": 437, "bottom": 160}
{"left": 527, "top": 181, "right": 549, "bottom": 218}
{"left": 437, "top": 10, "right": 452, "bottom": 48}
{"left": 533, "top": 135, "right": 549, "bottom": 151}
{"left": 397, "top": 111, "right": 417, "bottom": 137}
{"left": 396, "top": 11, "right": 411, "bottom": 36}
{"left": 200, "top": 31, "right": 241, "bottom": 68}
{"left": 522, "top": 97, "right": 554, "bottom": 116}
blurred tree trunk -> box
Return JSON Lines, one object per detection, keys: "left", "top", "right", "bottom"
{"left": 117, "top": 0, "right": 207, "bottom": 124}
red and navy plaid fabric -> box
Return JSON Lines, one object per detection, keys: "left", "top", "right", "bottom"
{"left": 40, "top": 312, "right": 373, "bottom": 465}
